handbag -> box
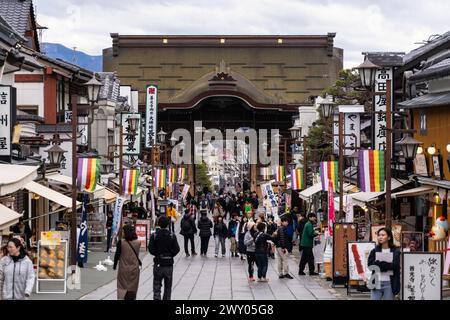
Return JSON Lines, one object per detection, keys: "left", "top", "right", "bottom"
{"left": 127, "top": 240, "right": 142, "bottom": 268}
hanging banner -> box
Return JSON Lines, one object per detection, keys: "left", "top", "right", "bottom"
{"left": 154, "top": 168, "right": 167, "bottom": 189}
{"left": 358, "top": 149, "right": 385, "bottom": 192}
{"left": 0, "top": 86, "right": 16, "bottom": 162}
{"left": 328, "top": 180, "right": 335, "bottom": 236}
{"left": 320, "top": 161, "right": 338, "bottom": 191}
{"left": 112, "top": 196, "right": 126, "bottom": 244}
{"left": 373, "top": 67, "right": 393, "bottom": 151}
{"left": 333, "top": 113, "right": 339, "bottom": 155}
{"left": 291, "top": 168, "right": 304, "bottom": 190}
{"left": 344, "top": 113, "right": 361, "bottom": 156}
{"left": 260, "top": 167, "right": 271, "bottom": 180}
{"left": 345, "top": 195, "right": 354, "bottom": 223}
{"left": 167, "top": 167, "right": 177, "bottom": 184}
{"left": 121, "top": 113, "right": 141, "bottom": 155}
{"left": 145, "top": 85, "right": 158, "bottom": 148}
{"left": 77, "top": 158, "right": 100, "bottom": 192}
{"left": 181, "top": 184, "right": 190, "bottom": 200}
{"left": 122, "top": 169, "right": 139, "bottom": 195}
{"left": 177, "top": 167, "right": 186, "bottom": 183}
{"left": 77, "top": 194, "right": 89, "bottom": 264}
{"left": 274, "top": 166, "right": 285, "bottom": 182}
{"left": 261, "top": 182, "right": 279, "bottom": 220}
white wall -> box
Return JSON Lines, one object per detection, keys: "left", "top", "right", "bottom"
{"left": 14, "top": 70, "right": 45, "bottom": 117}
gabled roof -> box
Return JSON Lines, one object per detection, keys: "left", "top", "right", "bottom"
{"left": 363, "top": 52, "right": 404, "bottom": 67}
{"left": 403, "top": 32, "right": 450, "bottom": 66}
{"left": 408, "top": 57, "right": 450, "bottom": 83}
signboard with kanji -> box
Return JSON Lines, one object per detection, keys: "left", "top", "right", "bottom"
{"left": 332, "top": 223, "right": 357, "bottom": 284}
{"left": 373, "top": 68, "right": 393, "bottom": 151}
{"left": 344, "top": 113, "right": 361, "bottom": 156}
{"left": 121, "top": 113, "right": 141, "bottom": 155}
{"left": 0, "top": 86, "right": 16, "bottom": 162}
{"left": 145, "top": 85, "right": 158, "bottom": 148}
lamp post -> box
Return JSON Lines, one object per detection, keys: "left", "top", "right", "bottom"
{"left": 397, "top": 135, "right": 422, "bottom": 174}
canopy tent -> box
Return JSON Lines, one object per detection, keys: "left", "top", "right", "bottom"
{"left": 0, "top": 204, "right": 22, "bottom": 231}
{"left": 103, "top": 187, "right": 118, "bottom": 204}
{"left": 391, "top": 186, "right": 435, "bottom": 199}
{"left": 0, "top": 164, "right": 38, "bottom": 196}
{"left": 298, "top": 182, "right": 357, "bottom": 202}
{"left": 23, "top": 181, "right": 81, "bottom": 209}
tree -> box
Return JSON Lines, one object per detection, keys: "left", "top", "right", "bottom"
{"left": 195, "top": 162, "right": 212, "bottom": 192}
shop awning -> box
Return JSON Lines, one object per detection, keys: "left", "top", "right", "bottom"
{"left": 415, "top": 176, "right": 450, "bottom": 189}
{"left": 349, "top": 179, "right": 410, "bottom": 205}
{"left": 103, "top": 187, "right": 118, "bottom": 204}
{"left": 298, "top": 183, "right": 322, "bottom": 201}
{"left": 47, "top": 173, "right": 106, "bottom": 198}
{"left": 0, "top": 164, "right": 38, "bottom": 196}
{"left": 23, "top": 181, "right": 81, "bottom": 209}
{"left": 398, "top": 91, "right": 450, "bottom": 109}
{"left": 391, "top": 186, "right": 435, "bottom": 198}
{"left": 0, "top": 204, "right": 22, "bottom": 231}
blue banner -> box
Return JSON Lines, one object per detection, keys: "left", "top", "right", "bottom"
{"left": 77, "top": 193, "right": 89, "bottom": 264}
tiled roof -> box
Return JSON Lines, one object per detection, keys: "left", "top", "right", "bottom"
{"left": 364, "top": 52, "right": 404, "bottom": 67}
{"left": 0, "top": 0, "right": 32, "bottom": 37}
{"left": 409, "top": 57, "right": 450, "bottom": 83}
{"left": 0, "top": 12, "right": 25, "bottom": 45}
{"left": 37, "top": 124, "right": 72, "bottom": 133}
{"left": 98, "top": 72, "right": 120, "bottom": 102}
{"left": 403, "top": 32, "right": 450, "bottom": 65}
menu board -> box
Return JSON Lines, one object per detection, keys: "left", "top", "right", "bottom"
{"left": 333, "top": 223, "right": 357, "bottom": 282}
{"left": 347, "top": 241, "right": 376, "bottom": 281}
{"left": 37, "top": 241, "right": 67, "bottom": 280}
{"left": 402, "top": 252, "right": 442, "bottom": 300}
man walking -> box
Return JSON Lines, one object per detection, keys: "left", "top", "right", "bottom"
{"left": 275, "top": 216, "right": 293, "bottom": 279}
{"left": 180, "top": 211, "right": 197, "bottom": 256}
{"left": 298, "top": 213, "right": 319, "bottom": 276}
{"left": 148, "top": 216, "right": 180, "bottom": 300}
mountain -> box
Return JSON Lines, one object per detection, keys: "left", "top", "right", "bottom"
{"left": 42, "top": 43, "right": 102, "bottom": 72}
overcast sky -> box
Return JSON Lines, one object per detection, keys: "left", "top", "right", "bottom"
{"left": 34, "top": 0, "right": 450, "bottom": 69}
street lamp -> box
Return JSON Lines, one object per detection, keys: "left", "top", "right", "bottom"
{"left": 354, "top": 58, "right": 380, "bottom": 88}
{"left": 396, "top": 135, "right": 422, "bottom": 160}
{"left": 157, "top": 128, "right": 167, "bottom": 144}
{"left": 169, "top": 136, "right": 178, "bottom": 147}
{"left": 289, "top": 125, "right": 301, "bottom": 140}
{"left": 127, "top": 116, "right": 139, "bottom": 132}
{"left": 83, "top": 73, "right": 102, "bottom": 104}
{"left": 45, "top": 143, "right": 67, "bottom": 166}
{"left": 319, "top": 100, "right": 335, "bottom": 120}
{"left": 427, "top": 145, "right": 437, "bottom": 155}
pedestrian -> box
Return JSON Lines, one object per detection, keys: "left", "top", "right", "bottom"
{"left": 298, "top": 213, "right": 319, "bottom": 276}
{"left": 189, "top": 200, "right": 198, "bottom": 221}
{"left": 237, "top": 216, "right": 248, "bottom": 261}
{"left": 0, "top": 238, "right": 34, "bottom": 300}
{"left": 286, "top": 213, "right": 296, "bottom": 253}
{"left": 296, "top": 213, "right": 307, "bottom": 253}
{"left": 113, "top": 224, "right": 142, "bottom": 300}
{"left": 199, "top": 196, "right": 209, "bottom": 216}
{"left": 105, "top": 210, "right": 113, "bottom": 252}
{"left": 166, "top": 203, "right": 177, "bottom": 233}
{"left": 253, "top": 222, "right": 275, "bottom": 282}
{"left": 148, "top": 216, "right": 180, "bottom": 300}
{"left": 266, "top": 216, "right": 277, "bottom": 259}
{"left": 213, "top": 215, "right": 228, "bottom": 258}
{"left": 274, "top": 216, "right": 293, "bottom": 279}
{"left": 197, "top": 211, "right": 213, "bottom": 256}
{"left": 244, "top": 221, "right": 258, "bottom": 281}
{"left": 180, "top": 211, "right": 197, "bottom": 257}
{"left": 367, "top": 228, "right": 400, "bottom": 300}
{"left": 228, "top": 213, "right": 239, "bottom": 258}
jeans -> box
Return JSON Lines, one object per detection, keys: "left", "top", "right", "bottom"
{"left": 153, "top": 265, "right": 173, "bottom": 300}
{"left": 246, "top": 252, "right": 257, "bottom": 277}
{"left": 183, "top": 234, "right": 195, "bottom": 254}
{"left": 299, "top": 246, "right": 315, "bottom": 274}
{"left": 255, "top": 253, "right": 269, "bottom": 279}
{"left": 200, "top": 236, "right": 210, "bottom": 255}
{"left": 276, "top": 247, "right": 289, "bottom": 275}
{"left": 106, "top": 228, "right": 112, "bottom": 251}
{"left": 215, "top": 236, "right": 226, "bottom": 255}
{"left": 371, "top": 281, "right": 394, "bottom": 300}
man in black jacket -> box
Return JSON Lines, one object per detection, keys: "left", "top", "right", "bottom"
{"left": 275, "top": 216, "right": 293, "bottom": 279}
{"left": 148, "top": 216, "right": 180, "bottom": 300}
{"left": 180, "top": 212, "right": 197, "bottom": 256}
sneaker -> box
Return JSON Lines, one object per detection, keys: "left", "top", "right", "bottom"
{"left": 214, "top": 254, "right": 218, "bottom": 258}
{"left": 261, "top": 278, "right": 269, "bottom": 282}
{"left": 192, "top": 252, "right": 198, "bottom": 256}
{"left": 279, "top": 275, "right": 285, "bottom": 279}
{"left": 257, "top": 278, "right": 262, "bottom": 282}
{"left": 298, "top": 271, "right": 306, "bottom": 275}
{"left": 309, "top": 272, "right": 319, "bottom": 276}
{"left": 186, "top": 253, "right": 190, "bottom": 257}
{"left": 284, "top": 274, "right": 294, "bottom": 279}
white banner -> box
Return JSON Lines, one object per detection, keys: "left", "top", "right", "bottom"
{"left": 112, "top": 196, "right": 126, "bottom": 244}
{"left": 374, "top": 67, "right": 393, "bottom": 151}
{"left": 344, "top": 113, "right": 360, "bottom": 156}
{"left": 181, "top": 184, "right": 190, "bottom": 200}
{"left": 0, "top": 86, "right": 12, "bottom": 157}
{"left": 145, "top": 85, "right": 158, "bottom": 148}
{"left": 345, "top": 195, "right": 354, "bottom": 223}
{"left": 121, "top": 113, "right": 141, "bottom": 155}
{"left": 333, "top": 113, "right": 339, "bottom": 154}
{"left": 260, "top": 182, "right": 279, "bottom": 220}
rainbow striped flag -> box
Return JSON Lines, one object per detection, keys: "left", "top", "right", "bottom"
{"left": 122, "top": 169, "right": 139, "bottom": 195}
{"left": 274, "top": 166, "right": 285, "bottom": 182}
{"left": 154, "top": 168, "right": 166, "bottom": 189}
{"left": 260, "top": 167, "right": 271, "bottom": 180}
{"left": 177, "top": 167, "right": 186, "bottom": 183}
{"left": 358, "top": 149, "right": 385, "bottom": 192}
{"left": 320, "top": 161, "right": 338, "bottom": 192}
{"left": 76, "top": 158, "right": 99, "bottom": 192}
{"left": 167, "top": 168, "right": 177, "bottom": 184}
{"left": 291, "top": 168, "right": 304, "bottom": 190}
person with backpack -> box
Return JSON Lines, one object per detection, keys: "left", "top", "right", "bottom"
{"left": 213, "top": 215, "right": 228, "bottom": 258}
{"left": 113, "top": 224, "right": 142, "bottom": 300}
{"left": 228, "top": 213, "right": 239, "bottom": 258}
{"left": 197, "top": 211, "right": 213, "bottom": 256}
{"left": 253, "top": 222, "right": 275, "bottom": 282}
{"left": 148, "top": 216, "right": 180, "bottom": 300}
{"left": 180, "top": 212, "right": 197, "bottom": 257}
{"left": 274, "top": 216, "right": 293, "bottom": 279}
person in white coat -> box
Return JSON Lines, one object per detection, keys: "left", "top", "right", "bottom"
{"left": 0, "top": 238, "right": 35, "bottom": 300}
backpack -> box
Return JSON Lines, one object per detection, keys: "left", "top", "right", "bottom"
{"left": 181, "top": 218, "right": 191, "bottom": 233}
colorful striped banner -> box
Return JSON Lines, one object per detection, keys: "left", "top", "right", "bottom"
{"left": 260, "top": 167, "right": 271, "bottom": 180}
{"left": 291, "top": 168, "right": 304, "bottom": 190}
{"left": 76, "top": 158, "right": 99, "bottom": 192}
{"left": 154, "top": 168, "right": 167, "bottom": 189}
{"left": 358, "top": 149, "right": 385, "bottom": 192}
{"left": 167, "top": 168, "right": 177, "bottom": 184}
{"left": 319, "top": 161, "right": 338, "bottom": 192}
{"left": 122, "top": 169, "right": 139, "bottom": 195}
{"left": 274, "top": 166, "right": 285, "bottom": 182}
{"left": 177, "top": 167, "right": 186, "bottom": 182}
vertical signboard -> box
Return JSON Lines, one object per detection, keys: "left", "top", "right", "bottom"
{"left": 332, "top": 222, "right": 357, "bottom": 285}
{"left": 333, "top": 113, "right": 339, "bottom": 154}
{"left": 373, "top": 67, "right": 393, "bottom": 151}
{"left": 145, "top": 85, "right": 158, "bottom": 148}
{"left": 0, "top": 86, "right": 16, "bottom": 162}
{"left": 344, "top": 113, "right": 360, "bottom": 156}
{"left": 121, "top": 113, "right": 141, "bottom": 155}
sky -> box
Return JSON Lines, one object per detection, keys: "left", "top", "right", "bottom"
{"left": 34, "top": 0, "right": 450, "bottom": 69}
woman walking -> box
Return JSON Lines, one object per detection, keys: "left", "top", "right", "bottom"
{"left": 237, "top": 216, "right": 248, "bottom": 261}
{"left": 0, "top": 238, "right": 35, "bottom": 300}
{"left": 244, "top": 221, "right": 258, "bottom": 281}
{"left": 113, "top": 224, "right": 142, "bottom": 300}
{"left": 253, "top": 222, "right": 275, "bottom": 282}
{"left": 197, "top": 211, "right": 213, "bottom": 256}
{"left": 213, "top": 215, "right": 228, "bottom": 258}
{"left": 368, "top": 228, "right": 400, "bottom": 300}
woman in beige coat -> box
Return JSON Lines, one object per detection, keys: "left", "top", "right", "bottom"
{"left": 113, "top": 224, "right": 142, "bottom": 300}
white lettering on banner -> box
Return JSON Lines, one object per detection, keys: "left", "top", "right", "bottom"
{"left": 0, "top": 86, "right": 11, "bottom": 156}
{"left": 374, "top": 68, "right": 392, "bottom": 151}
{"left": 112, "top": 197, "right": 126, "bottom": 244}
{"left": 333, "top": 114, "right": 339, "bottom": 154}
{"left": 344, "top": 114, "right": 360, "bottom": 156}
{"left": 145, "top": 85, "right": 158, "bottom": 148}
{"left": 65, "top": 111, "right": 72, "bottom": 123}
{"left": 260, "top": 182, "right": 278, "bottom": 220}
{"left": 121, "top": 113, "right": 141, "bottom": 155}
